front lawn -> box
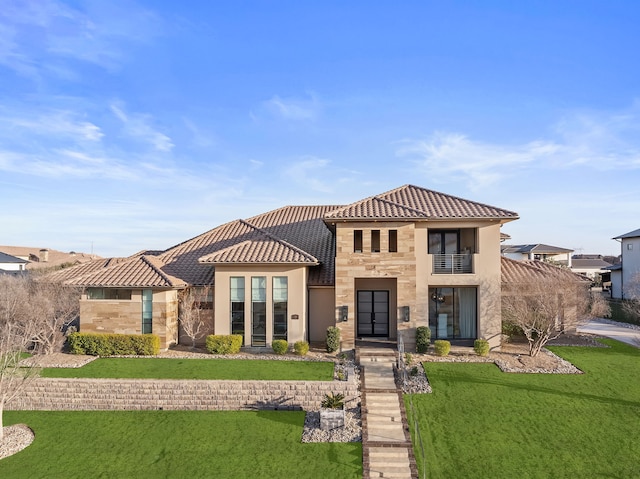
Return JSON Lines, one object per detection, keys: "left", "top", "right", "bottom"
{"left": 40, "top": 357, "right": 334, "bottom": 380}
{"left": 0, "top": 410, "right": 362, "bottom": 479}
{"left": 407, "top": 339, "right": 640, "bottom": 479}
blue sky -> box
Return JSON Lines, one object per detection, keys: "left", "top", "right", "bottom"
{"left": 1, "top": 0, "right": 639, "bottom": 258}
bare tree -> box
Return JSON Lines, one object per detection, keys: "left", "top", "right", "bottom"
{"left": 622, "top": 272, "right": 640, "bottom": 321}
{"left": 502, "top": 275, "right": 590, "bottom": 357}
{"left": 178, "top": 286, "right": 212, "bottom": 349}
{"left": 0, "top": 276, "right": 40, "bottom": 440}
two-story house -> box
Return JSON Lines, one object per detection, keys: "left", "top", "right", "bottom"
{"left": 50, "top": 185, "right": 518, "bottom": 350}
{"left": 609, "top": 228, "right": 640, "bottom": 300}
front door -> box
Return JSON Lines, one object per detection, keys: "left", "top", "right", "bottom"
{"left": 357, "top": 290, "right": 389, "bottom": 337}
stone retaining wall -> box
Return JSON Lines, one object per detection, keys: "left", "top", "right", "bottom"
{"left": 7, "top": 377, "right": 359, "bottom": 412}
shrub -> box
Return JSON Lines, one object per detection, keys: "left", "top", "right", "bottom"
{"left": 410, "top": 365, "right": 420, "bottom": 377}
{"left": 205, "top": 334, "right": 243, "bottom": 354}
{"left": 293, "top": 340, "right": 309, "bottom": 356}
{"left": 405, "top": 352, "right": 413, "bottom": 366}
{"left": 321, "top": 392, "right": 345, "bottom": 409}
{"left": 474, "top": 338, "right": 490, "bottom": 357}
{"left": 67, "top": 332, "right": 160, "bottom": 356}
{"left": 416, "top": 326, "right": 431, "bottom": 353}
{"left": 326, "top": 326, "right": 341, "bottom": 353}
{"left": 502, "top": 320, "right": 523, "bottom": 338}
{"left": 271, "top": 339, "right": 289, "bottom": 355}
{"left": 434, "top": 340, "right": 451, "bottom": 357}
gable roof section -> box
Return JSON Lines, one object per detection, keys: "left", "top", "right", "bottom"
{"left": 325, "top": 184, "right": 519, "bottom": 221}
{"left": 502, "top": 244, "right": 573, "bottom": 255}
{"left": 0, "top": 251, "right": 28, "bottom": 264}
{"left": 198, "top": 219, "right": 319, "bottom": 265}
{"left": 61, "top": 255, "right": 187, "bottom": 288}
{"left": 501, "top": 257, "right": 589, "bottom": 284}
{"left": 613, "top": 228, "right": 640, "bottom": 239}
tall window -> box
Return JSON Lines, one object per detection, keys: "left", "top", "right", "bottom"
{"left": 354, "top": 230, "right": 363, "bottom": 253}
{"left": 371, "top": 230, "right": 381, "bottom": 253}
{"left": 428, "top": 230, "right": 459, "bottom": 254}
{"left": 230, "top": 277, "right": 245, "bottom": 342}
{"left": 389, "top": 230, "right": 398, "bottom": 253}
{"left": 273, "top": 277, "right": 288, "bottom": 341}
{"left": 251, "top": 277, "right": 267, "bottom": 347}
{"left": 142, "top": 289, "right": 153, "bottom": 334}
{"left": 428, "top": 287, "right": 477, "bottom": 340}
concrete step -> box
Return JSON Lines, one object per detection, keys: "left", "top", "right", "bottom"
{"left": 369, "top": 448, "right": 409, "bottom": 460}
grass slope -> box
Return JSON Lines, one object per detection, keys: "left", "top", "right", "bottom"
{"left": 406, "top": 339, "right": 640, "bottom": 479}
{"left": 0, "top": 411, "right": 362, "bottom": 479}
{"left": 40, "top": 357, "right": 334, "bottom": 380}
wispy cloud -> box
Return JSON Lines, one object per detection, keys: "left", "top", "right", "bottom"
{"left": 263, "top": 92, "right": 322, "bottom": 121}
{"left": 0, "top": 0, "right": 161, "bottom": 77}
{"left": 110, "top": 102, "right": 174, "bottom": 152}
{"left": 283, "top": 156, "right": 334, "bottom": 193}
{"left": 398, "top": 103, "right": 640, "bottom": 190}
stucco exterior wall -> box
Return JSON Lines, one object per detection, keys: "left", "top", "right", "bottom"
{"left": 621, "top": 236, "right": 640, "bottom": 299}
{"left": 308, "top": 287, "right": 336, "bottom": 343}
{"left": 213, "top": 264, "right": 308, "bottom": 346}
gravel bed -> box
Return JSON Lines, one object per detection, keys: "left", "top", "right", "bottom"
{"left": 0, "top": 424, "right": 34, "bottom": 460}
{"left": 394, "top": 362, "right": 432, "bottom": 394}
{"left": 301, "top": 405, "right": 362, "bottom": 443}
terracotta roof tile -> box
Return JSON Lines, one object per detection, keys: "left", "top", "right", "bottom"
{"left": 325, "top": 184, "right": 518, "bottom": 221}
{"left": 501, "top": 257, "right": 589, "bottom": 284}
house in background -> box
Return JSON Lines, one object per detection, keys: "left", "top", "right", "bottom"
{"left": 51, "top": 185, "right": 519, "bottom": 350}
{"left": 609, "top": 228, "right": 640, "bottom": 299}
{"left": 0, "top": 251, "right": 29, "bottom": 274}
{"left": 570, "top": 255, "right": 612, "bottom": 283}
{"left": 0, "top": 246, "right": 98, "bottom": 271}
{"left": 501, "top": 243, "right": 574, "bottom": 267}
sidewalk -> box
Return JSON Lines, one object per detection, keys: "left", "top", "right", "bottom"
{"left": 577, "top": 319, "right": 640, "bottom": 347}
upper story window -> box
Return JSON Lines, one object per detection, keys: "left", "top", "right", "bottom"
{"left": 354, "top": 230, "right": 363, "bottom": 253}
{"left": 87, "top": 288, "right": 132, "bottom": 300}
{"left": 389, "top": 230, "right": 398, "bottom": 253}
{"left": 371, "top": 230, "right": 381, "bottom": 253}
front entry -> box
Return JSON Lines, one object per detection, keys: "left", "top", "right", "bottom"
{"left": 357, "top": 290, "right": 389, "bottom": 337}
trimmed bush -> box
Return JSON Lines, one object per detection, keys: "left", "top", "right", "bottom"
{"left": 67, "top": 332, "right": 160, "bottom": 356}
{"left": 502, "top": 321, "right": 524, "bottom": 338}
{"left": 271, "top": 339, "right": 289, "bottom": 355}
{"left": 474, "top": 338, "right": 490, "bottom": 357}
{"left": 205, "top": 334, "right": 243, "bottom": 354}
{"left": 434, "top": 340, "right": 451, "bottom": 357}
{"left": 416, "top": 326, "right": 431, "bottom": 353}
{"left": 293, "top": 340, "right": 310, "bottom": 356}
{"left": 326, "top": 326, "right": 341, "bottom": 353}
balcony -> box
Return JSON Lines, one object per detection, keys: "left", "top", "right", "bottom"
{"left": 432, "top": 253, "right": 473, "bottom": 274}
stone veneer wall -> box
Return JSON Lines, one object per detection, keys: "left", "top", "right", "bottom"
{"left": 8, "top": 377, "right": 359, "bottom": 412}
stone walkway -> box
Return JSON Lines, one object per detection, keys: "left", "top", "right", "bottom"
{"left": 358, "top": 345, "right": 417, "bottom": 479}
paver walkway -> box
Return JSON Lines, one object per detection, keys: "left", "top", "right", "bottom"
{"left": 358, "top": 345, "right": 417, "bottom": 479}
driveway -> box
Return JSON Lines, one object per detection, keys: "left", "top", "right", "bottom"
{"left": 577, "top": 319, "right": 640, "bottom": 347}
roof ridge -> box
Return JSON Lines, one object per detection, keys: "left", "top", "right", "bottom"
{"left": 239, "top": 219, "right": 319, "bottom": 263}
{"left": 372, "top": 195, "right": 429, "bottom": 218}
{"left": 140, "top": 255, "right": 183, "bottom": 287}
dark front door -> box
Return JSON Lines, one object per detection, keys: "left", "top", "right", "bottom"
{"left": 357, "top": 290, "right": 389, "bottom": 337}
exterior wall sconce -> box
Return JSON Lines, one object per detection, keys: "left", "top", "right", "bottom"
{"left": 339, "top": 305, "right": 348, "bottom": 322}
{"left": 400, "top": 306, "right": 410, "bottom": 322}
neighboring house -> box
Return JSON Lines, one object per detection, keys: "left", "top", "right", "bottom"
{"left": 609, "top": 228, "right": 640, "bottom": 300}
{"left": 0, "top": 246, "right": 99, "bottom": 271}
{"left": 569, "top": 255, "right": 612, "bottom": 282}
{"left": 501, "top": 257, "right": 591, "bottom": 332}
{"left": 50, "top": 185, "right": 519, "bottom": 350}
{"left": 501, "top": 244, "right": 574, "bottom": 267}
{"left": 0, "top": 251, "right": 29, "bottom": 273}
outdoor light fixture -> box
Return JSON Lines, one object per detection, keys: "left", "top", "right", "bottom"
{"left": 339, "top": 305, "right": 348, "bottom": 322}
{"left": 431, "top": 290, "right": 445, "bottom": 303}
{"left": 400, "top": 306, "right": 410, "bottom": 322}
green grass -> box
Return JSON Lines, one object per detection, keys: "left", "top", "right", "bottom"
{"left": 40, "top": 357, "right": 334, "bottom": 380}
{"left": 406, "top": 339, "right": 640, "bottom": 479}
{"left": 0, "top": 410, "right": 361, "bottom": 479}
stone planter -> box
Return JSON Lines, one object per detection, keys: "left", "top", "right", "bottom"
{"left": 319, "top": 407, "right": 345, "bottom": 431}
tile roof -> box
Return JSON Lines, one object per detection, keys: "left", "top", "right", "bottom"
{"left": 44, "top": 257, "right": 129, "bottom": 283}
{"left": 324, "top": 184, "right": 519, "bottom": 221}
{"left": 501, "top": 257, "right": 590, "bottom": 284}
{"left": 61, "top": 255, "right": 187, "bottom": 288}
{"left": 613, "top": 228, "right": 640, "bottom": 239}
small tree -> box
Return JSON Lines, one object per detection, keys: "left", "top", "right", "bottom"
{"left": 178, "top": 286, "right": 212, "bottom": 349}
{"left": 502, "top": 277, "right": 590, "bottom": 357}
